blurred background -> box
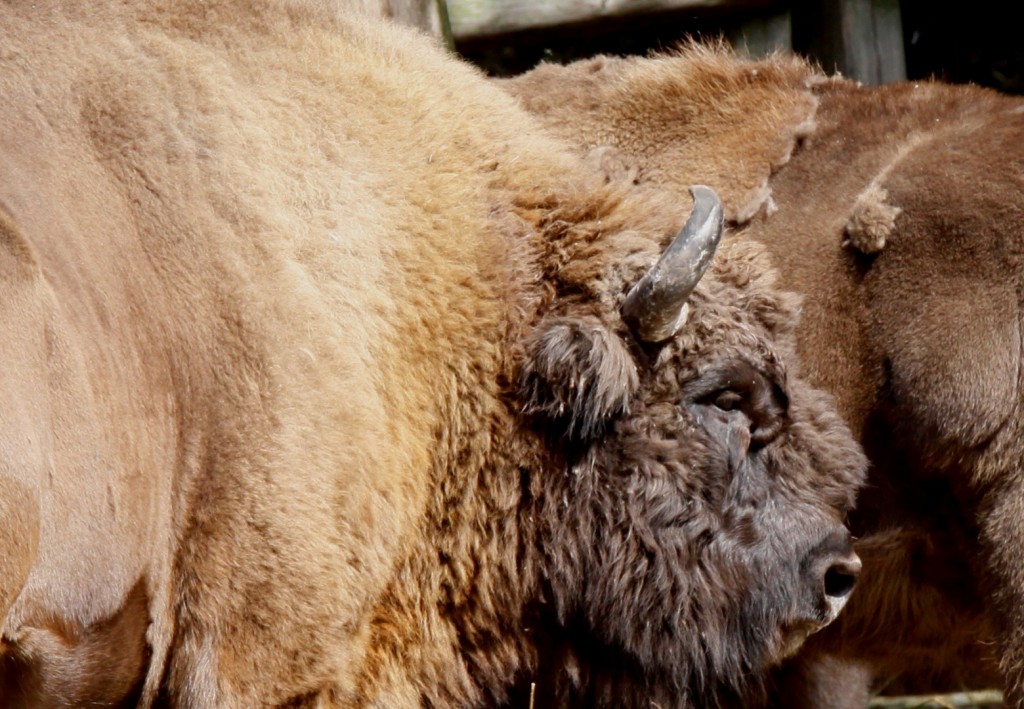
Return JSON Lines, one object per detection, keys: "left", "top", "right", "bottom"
{"left": 406, "top": 0, "right": 1023, "bottom": 92}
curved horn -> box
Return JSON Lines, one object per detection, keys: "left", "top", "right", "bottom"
{"left": 620, "top": 185, "right": 724, "bottom": 343}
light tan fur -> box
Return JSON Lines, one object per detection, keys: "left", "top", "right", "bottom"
{"left": 0, "top": 3, "right": 660, "bottom": 704}
{"left": 0, "top": 3, "right": 867, "bottom": 707}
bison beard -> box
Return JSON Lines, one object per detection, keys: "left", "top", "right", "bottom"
{"left": 0, "top": 4, "right": 865, "bottom": 707}
{"left": 518, "top": 329, "right": 865, "bottom": 706}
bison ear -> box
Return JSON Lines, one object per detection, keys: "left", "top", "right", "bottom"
{"left": 519, "top": 315, "right": 639, "bottom": 440}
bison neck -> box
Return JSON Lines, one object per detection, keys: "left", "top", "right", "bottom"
{"left": 348, "top": 374, "right": 549, "bottom": 705}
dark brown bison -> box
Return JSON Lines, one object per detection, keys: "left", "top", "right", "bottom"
{"left": 0, "top": 7, "right": 866, "bottom": 707}
{"left": 504, "top": 46, "right": 1024, "bottom": 705}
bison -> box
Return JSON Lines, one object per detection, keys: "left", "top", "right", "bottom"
{"left": 503, "top": 46, "right": 1024, "bottom": 705}
{"left": 0, "top": 6, "right": 866, "bottom": 707}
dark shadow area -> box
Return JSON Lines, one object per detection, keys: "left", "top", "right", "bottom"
{"left": 455, "top": 2, "right": 781, "bottom": 76}
{"left": 456, "top": 0, "right": 1024, "bottom": 95}
{"left": 901, "top": 0, "right": 1024, "bottom": 93}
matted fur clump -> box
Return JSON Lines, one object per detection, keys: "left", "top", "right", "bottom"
{"left": 0, "top": 3, "right": 864, "bottom": 707}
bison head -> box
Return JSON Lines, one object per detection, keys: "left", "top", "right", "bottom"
{"left": 517, "top": 188, "right": 866, "bottom": 705}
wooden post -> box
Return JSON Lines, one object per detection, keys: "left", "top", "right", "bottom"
{"left": 388, "top": 0, "right": 453, "bottom": 45}
{"left": 349, "top": 0, "right": 450, "bottom": 43}
{"left": 794, "top": 0, "right": 906, "bottom": 84}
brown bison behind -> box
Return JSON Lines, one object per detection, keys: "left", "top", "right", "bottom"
{"left": 504, "top": 47, "right": 1024, "bottom": 705}
{"left": 0, "top": 6, "right": 866, "bottom": 707}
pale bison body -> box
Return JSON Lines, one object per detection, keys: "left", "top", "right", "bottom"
{"left": 0, "top": 7, "right": 864, "bottom": 707}
{"left": 505, "top": 48, "right": 1024, "bottom": 704}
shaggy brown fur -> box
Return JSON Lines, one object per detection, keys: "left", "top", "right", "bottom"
{"left": 505, "top": 49, "right": 1024, "bottom": 705}
{"left": 0, "top": 7, "right": 865, "bottom": 707}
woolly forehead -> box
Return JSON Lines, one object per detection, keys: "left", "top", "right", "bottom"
{"left": 653, "top": 238, "right": 803, "bottom": 376}
{"left": 535, "top": 184, "right": 801, "bottom": 369}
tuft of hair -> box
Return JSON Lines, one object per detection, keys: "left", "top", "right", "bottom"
{"left": 843, "top": 185, "right": 900, "bottom": 254}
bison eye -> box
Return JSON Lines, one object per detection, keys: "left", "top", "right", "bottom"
{"left": 711, "top": 389, "right": 743, "bottom": 412}
{"left": 685, "top": 360, "right": 789, "bottom": 450}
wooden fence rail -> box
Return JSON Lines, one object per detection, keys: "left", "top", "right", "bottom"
{"left": 446, "top": 0, "right": 908, "bottom": 85}
{"left": 868, "top": 690, "right": 1004, "bottom": 709}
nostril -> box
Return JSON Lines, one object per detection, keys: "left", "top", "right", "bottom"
{"left": 823, "top": 555, "right": 861, "bottom": 599}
